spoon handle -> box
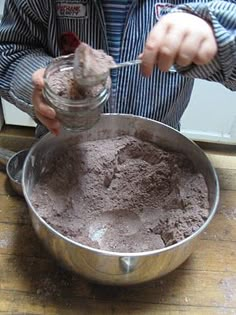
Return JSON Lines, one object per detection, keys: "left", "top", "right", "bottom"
{"left": 110, "top": 59, "right": 176, "bottom": 72}
{"left": 110, "top": 59, "right": 142, "bottom": 69}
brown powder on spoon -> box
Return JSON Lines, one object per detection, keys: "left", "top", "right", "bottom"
{"left": 47, "top": 42, "right": 115, "bottom": 100}
{"left": 73, "top": 42, "right": 116, "bottom": 83}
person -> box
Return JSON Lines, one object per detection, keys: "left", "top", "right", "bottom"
{"left": 0, "top": 0, "right": 235, "bottom": 136}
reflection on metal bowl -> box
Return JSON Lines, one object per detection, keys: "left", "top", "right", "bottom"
{"left": 22, "top": 114, "right": 219, "bottom": 285}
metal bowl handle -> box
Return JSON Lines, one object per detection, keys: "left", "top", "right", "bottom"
{"left": 0, "top": 148, "right": 15, "bottom": 166}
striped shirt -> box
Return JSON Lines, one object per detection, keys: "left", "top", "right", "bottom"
{"left": 102, "top": 0, "right": 132, "bottom": 62}
{"left": 102, "top": 0, "right": 132, "bottom": 98}
{"left": 0, "top": 0, "right": 235, "bottom": 130}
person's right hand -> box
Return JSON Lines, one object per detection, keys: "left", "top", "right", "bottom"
{"left": 32, "top": 68, "right": 61, "bottom": 136}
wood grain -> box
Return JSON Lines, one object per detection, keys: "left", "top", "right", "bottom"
{"left": 0, "top": 128, "right": 236, "bottom": 314}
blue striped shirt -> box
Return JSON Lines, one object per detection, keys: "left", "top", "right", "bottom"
{"left": 0, "top": 0, "right": 235, "bottom": 129}
{"left": 102, "top": 0, "right": 132, "bottom": 98}
{"left": 102, "top": 0, "right": 132, "bottom": 62}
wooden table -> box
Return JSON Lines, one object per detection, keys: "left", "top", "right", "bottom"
{"left": 0, "top": 128, "right": 236, "bottom": 315}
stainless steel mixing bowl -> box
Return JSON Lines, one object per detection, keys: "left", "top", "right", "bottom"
{"left": 22, "top": 114, "right": 219, "bottom": 285}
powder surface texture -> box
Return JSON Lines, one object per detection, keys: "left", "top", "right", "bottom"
{"left": 31, "top": 136, "right": 209, "bottom": 253}
{"left": 47, "top": 43, "right": 115, "bottom": 100}
{"left": 73, "top": 43, "right": 115, "bottom": 82}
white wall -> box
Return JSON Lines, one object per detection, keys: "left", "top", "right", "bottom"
{"left": 181, "top": 79, "right": 236, "bottom": 144}
{"left": 0, "top": 1, "right": 4, "bottom": 17}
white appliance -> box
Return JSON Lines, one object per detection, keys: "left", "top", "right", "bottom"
{"left": 181, "top": 79, "right": 236, "bottom": 144}
{"left": 2, "top": 99, "right": 36, "bottom": 127}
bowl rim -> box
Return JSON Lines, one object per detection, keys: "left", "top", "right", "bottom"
{"left": 22, "top": 114, "right": 220, "bottom": 257}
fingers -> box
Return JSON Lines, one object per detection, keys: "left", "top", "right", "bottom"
{"left": 32, "top": 68, "right": 61, "bottom": 135}
{"left": 32, "top": 87, "right": 54, "bottom": 118}
{"left": 176, "top": 27, "right": 217, "bottom": 66}
{"left": 35, "top": 110, "right": 60, "bottom": 136}
{"left": 193, "top": 37, "right": 217, "bottom": 65}
{"left": 141, "top": 22, "right": 168, "bottom": 76}
{"left": 32, "top": 68, "right": 46, "bottom": 89}
{"left": 175, "top": 33, "right": 203, "bottom": 67}
{"left": 141, "top": 13, "right": 218, "bottom": 76}
{"left": 156, "top": 29, "right": 184, "bottom": 72}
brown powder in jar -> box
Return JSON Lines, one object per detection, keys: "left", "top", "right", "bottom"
{"left": 47, "top": 43, "right": 115, "bottom": 100}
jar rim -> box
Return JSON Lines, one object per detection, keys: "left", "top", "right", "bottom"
{"left": 43, "top": 54, "right": 109, "bottom": 108}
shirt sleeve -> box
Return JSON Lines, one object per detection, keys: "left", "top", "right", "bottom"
{"left": 0, "top": 0, "right": 53, "bottom": 117}
{"left": 173, "top": 1, "right": 236, "bottom": 91}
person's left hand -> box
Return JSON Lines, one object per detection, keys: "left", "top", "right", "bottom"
{"left": 141, "top": 12, "right": 217, "bottom": 76}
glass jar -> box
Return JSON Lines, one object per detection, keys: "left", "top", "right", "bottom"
{"left": 43, "top": 54, "right": 110, "bottom": 132}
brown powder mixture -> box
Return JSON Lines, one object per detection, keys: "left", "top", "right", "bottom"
{"left": 31, "top": 136, "right": 209, "bottom": 253}
{"left": 73, "top": 42, "right": 115, "bottom": 82}
{"left": 47, "top": 43, "right": 114, "bottom": 100}
{"left": 47, "top": 69, "right": 111, "bottom": 100}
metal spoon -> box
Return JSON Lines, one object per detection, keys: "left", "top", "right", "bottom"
{"left": 79, "top": 59, "right": 142, "bottom": 87}
{"left": 74, "top": 59, "right": 176, "bottom": 87}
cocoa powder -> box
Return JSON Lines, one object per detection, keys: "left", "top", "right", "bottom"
{"left": 31, "top": 136, "right": 209, "bottom": 253}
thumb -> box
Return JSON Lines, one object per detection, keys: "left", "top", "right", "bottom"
{"left": 138, "top": 53, "right": 143, "bottom": 60}
{"left": 32, "top": 68, "right": 46, "bottom": 90}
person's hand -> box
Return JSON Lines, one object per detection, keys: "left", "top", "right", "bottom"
{"left": 141, "top": 12, "right": 217, "bottom": 75}
{"left": 32, "top": 68, "right": 61, "bottom": 135}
